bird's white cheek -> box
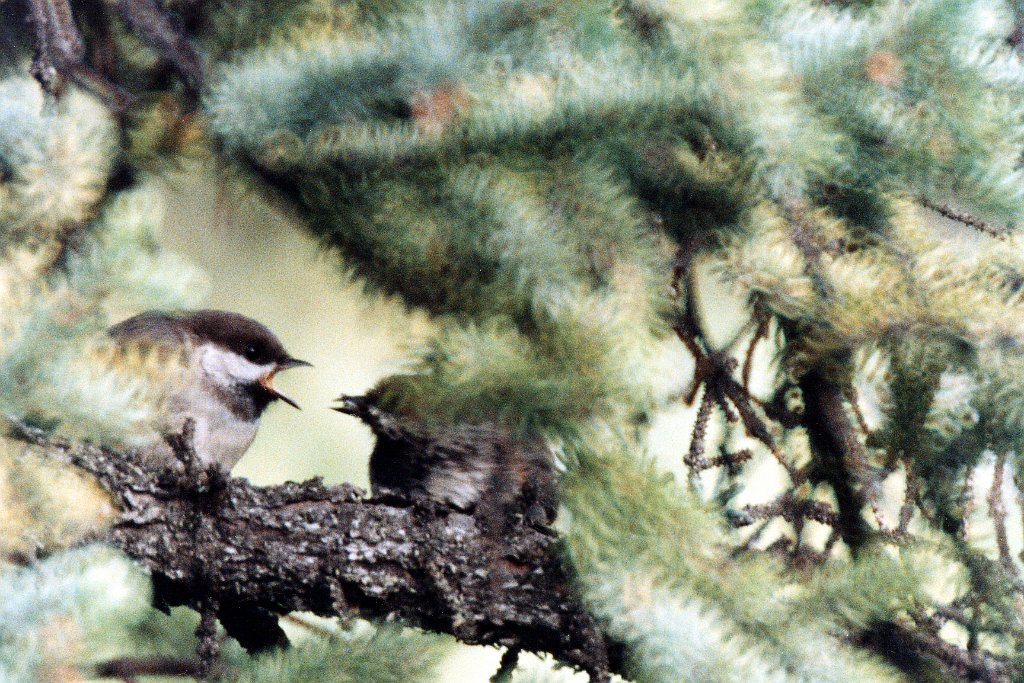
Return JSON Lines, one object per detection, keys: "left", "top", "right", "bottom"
{"left": 197, "top": 344, "right": 273, "bottom": 385}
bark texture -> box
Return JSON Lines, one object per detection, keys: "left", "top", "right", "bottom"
{"left": 7, "top": 421, "right": 611, "bottom": 681}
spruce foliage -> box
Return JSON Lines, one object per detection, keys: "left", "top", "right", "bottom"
{"left": 3, "top": 0, "right": 1024, "bottom": 680}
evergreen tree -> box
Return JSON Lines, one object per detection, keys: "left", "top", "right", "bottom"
{"left": 2, "top": 0, "right": 1024, "bottom": 680}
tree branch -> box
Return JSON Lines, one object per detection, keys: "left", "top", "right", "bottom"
{"left": 857, "top": 620, "right": 1012, "bottom": 683}
{"left": 917, "top": 197, "right": 1009, "bottom": 239}
{"left": 798, "top": 371, "right": 876, "bottom": 551}
{"left": 6, "top": 421, "right": 612, "bottom": 682}
{"left": 94, "top": 656, "right": 203, "bottom": 681}
{"left": 987, "top": 451, "right": 1020, "bottom": 578}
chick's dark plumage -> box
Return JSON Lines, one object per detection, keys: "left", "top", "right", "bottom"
{"left": 335, "top": 395, "right": 556, "bottom": 528}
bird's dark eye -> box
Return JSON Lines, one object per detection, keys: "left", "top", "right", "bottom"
{"left": 244, "top": 344, "right": 261, "bottom": 362}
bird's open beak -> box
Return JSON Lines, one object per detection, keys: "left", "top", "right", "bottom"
{"left": 259, "top": 357, "right": 312, "bottom": 410}
{"left": 331, "top": 395, "right": 364, "bottom": 414}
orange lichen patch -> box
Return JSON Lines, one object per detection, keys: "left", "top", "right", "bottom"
{"left": 150, "top": 95, "right": 206, "bottom": 155}
{"left": 864, "top": 50, "right": 905, "bottom": 88}
{"left": 129, "top": 94, "right": 207, "bottom": 162}
{"left": 410, "top": 82, "right": 471, "bottom": 134}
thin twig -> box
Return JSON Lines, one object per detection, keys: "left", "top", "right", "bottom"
{"left": 844, "top": 386, "right": 871, "bottom": 438}
{"left": 918, "top": 197, "right": 1009, "bottom": 239}
{"left": 962, "top": 468, "right": 976, "bottom": 542}
{"left": 859, "top": 621, "right": 1012, "bottom": 683}
{"left": 731, "top": 492, "right": 840, "bottom": 528}
{"left": 113, "top": 0, "right": 204, "bottom": 90}
{"left": 822, "top": 527, "right": 841, "bottom": 556}
{"left": 491, "top": 647, "right": 522, "bottom": 683}
{"left": 742, "top": 309, "right": 770, "bottom": 391}
{"left": 734, "top": 517, "right": 775, "bottom": 555}
{"left": 94, "top": 657, "right": 202, "bottom": 680}
{"left": 778, "top": 199, "right": 833, "bottom": 298}
{"left": 987, "top": 452, "right": 1020, "bottom": 577}
{"left": 710, "top": 447, "right": 754, "bottom": 471}
{"left": 870, "top": 500, "right": 892, "bottom": 537}
{"left": 26, "top": 0, "right": 84, "bottom": 96}
{"left": 896, "top": 455, "right": 918, "bottom": 535}
{"left": 673, "top": 313, "right": 800, "bottom": 481}
{"left": 685, "top": 387, "right": 715, "bottom": 471}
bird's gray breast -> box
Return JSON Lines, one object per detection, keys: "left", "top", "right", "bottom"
{"left": 158, "top": 372, "right": 260, "bottom": 471}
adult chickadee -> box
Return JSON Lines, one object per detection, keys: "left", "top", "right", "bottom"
{"left": 108, "top": 309, "right": 310, "bottom": 472}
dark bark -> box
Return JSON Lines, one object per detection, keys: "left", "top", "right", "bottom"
{"left": 94, "top": 656, "right": 203, "bottom": 680}
{"left": 799, "top": 370, "right": 875, "bottom": 552}
{"left": 857, "top": 621, "right": 1012, "bottom": 683}
{"left": 6, "top": 421, "right": 611, "bottom": 682}
{"left": 22, "top": 0, "right": 201, "bottom": 107}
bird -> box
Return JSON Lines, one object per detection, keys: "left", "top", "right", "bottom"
{"left": 108, "top": 309, "right": 310, "bottom": 472}
{"left": 333, "top": 395, "right": 557, "bottom": 528}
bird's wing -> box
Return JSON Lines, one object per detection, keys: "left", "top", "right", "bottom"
{"left": 108, "top": 310, "right": 190, "bottom": 347}
{"left": 106, "top": 311, "right": 197, "bottom": 403}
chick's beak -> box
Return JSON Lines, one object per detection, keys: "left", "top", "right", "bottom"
{"left": 331, "top": 395, "right": 364, "bottom": 414}
{"left": 259, "top": 357, "right": 312, "bottom": 409}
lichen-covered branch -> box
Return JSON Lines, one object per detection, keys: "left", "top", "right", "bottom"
{"left": 5, "top": 421, "right": 612, "bottom": 681}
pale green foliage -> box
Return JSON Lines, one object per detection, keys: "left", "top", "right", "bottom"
{"left": 61, "top": 189, "right": 202, "bottom": 311}
{"left": 210, "top": 1, "right": 686, "bottom": 435}
{"left": 226, "top": 624, "right": 448, "bottom": 683}
{"left": 770, "top": 0, "right": 1024, "bottom": 224}
{"left": 0, "top": 546, "right": 152, "bottom": 681}
{"left": 0, "top": 75, "right": 218, "bottom": 681}
{"left": 0, "top": 549, "right": 254, "bottom": 680}
{"left": 0, "top": 75, "right": 204, "bottom": 445}
{"left": 0, "top": 187, "right": 205, "bottom": 445}
{"left": 0, "top": 441, "right": 114, "bottom": 558}
{"left": 590, "top": 577, "right": 795, "bottom": 683}
{"left": 716, "top": 201, "right": 1024, "bottom": 356}
{"left": 792, "top": 545, "right": 931, "bottom": 629}
{"left": 0, "top": 79, "right": 115, "bottom": 243}
{"left": 562, "top": 448, "right": 916, "bottom": 682}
